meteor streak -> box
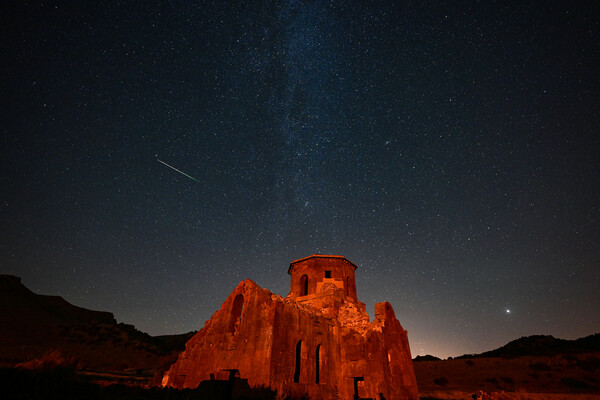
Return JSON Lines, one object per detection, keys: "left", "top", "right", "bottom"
{"left": 157, "top": 158, "right": 200, "bottom": 182}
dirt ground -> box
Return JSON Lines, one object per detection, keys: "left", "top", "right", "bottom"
{"left": 414, "top": 354, "right": 600, "bottom": 400}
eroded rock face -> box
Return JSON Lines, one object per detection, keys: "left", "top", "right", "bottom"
{"left": 163, "top": 255, "right": 419, "bottom": 400}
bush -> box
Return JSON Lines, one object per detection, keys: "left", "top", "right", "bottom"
{"left": 578, "top": 356, "right": 600, "bottom": 372}
{"left": 486, "top": 377, "right": 499, "bottom": 387}
{"left": 529, "top": 362, "right": 551, "bottom": 371}
{"left": 561, "top": 377, "right": 591, "bottom": 389}
{"left": 16, "top": 350, "right": 78, "bottom": 370}
{"left": 433, "top": 376, "right": 448, "bottom": 386}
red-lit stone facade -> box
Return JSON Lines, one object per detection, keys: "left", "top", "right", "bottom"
{"left": 162, "top": 255, "right": 419, "bottom": 400}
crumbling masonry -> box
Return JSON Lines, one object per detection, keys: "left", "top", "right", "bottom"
{"left": 163, "top": 255, "right": 419, "bottom": 400}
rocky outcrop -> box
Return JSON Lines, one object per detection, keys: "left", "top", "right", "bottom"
{"left": 163, "top": 255, "right": 419, "bottom": 400}
{"left": 0, "top": 274, "right": 193, "bottom": 371}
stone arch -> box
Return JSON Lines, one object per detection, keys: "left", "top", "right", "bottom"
{"left": 294, "top": 340, "right": 302, "bottom": 383}
{"left": 228, "top": 294, "right": 244, "bottom": 334}
{"left": 300, "top": 274, "right": 309, "bottom": 296}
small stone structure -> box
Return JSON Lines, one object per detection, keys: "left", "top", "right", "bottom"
{"left": 163, "top": 255, "right": 419, "bottom": 400}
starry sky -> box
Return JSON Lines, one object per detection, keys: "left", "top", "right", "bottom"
{"left": 2, "top": 1, "right": 599, "bottom": 359}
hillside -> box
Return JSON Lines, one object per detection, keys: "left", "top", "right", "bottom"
{"left": 0, "top": 275, "right": 193, "bottom": 373}
{"left": 456, "top": 334, "right": 600, "bottom": 359}
{"left": 414, "top": 334, "right": 600, "bottom": 397}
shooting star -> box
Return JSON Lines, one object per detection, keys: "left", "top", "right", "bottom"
{"left": 157, "top": 158, "right": 200, "bottom": 182}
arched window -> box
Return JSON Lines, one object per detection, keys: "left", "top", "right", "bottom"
{"left": 315, "top": 344, "right": 321, "bottom": 384}
{"left": 346, "top": 277, "right": 350, "bottom": 296}
{"left": 294, "top": 340, "right": 302, "bottom": 383}
{"left": 300, "top": 275, "right": 309, "bottom": 296}
{"left": 228, "top": 294, "right": 244, "bottom": 334}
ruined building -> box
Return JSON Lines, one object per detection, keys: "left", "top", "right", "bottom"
{"left": 163, "top": 255, "right": 419, "bottom": 400}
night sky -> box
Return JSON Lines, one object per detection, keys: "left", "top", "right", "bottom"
{"left": 3, "top": 1, "right": 599, "bottom": 359}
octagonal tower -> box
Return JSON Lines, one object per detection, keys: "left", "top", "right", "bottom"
{"left": 287, "top": 254, "right": 366, "bottom": 314}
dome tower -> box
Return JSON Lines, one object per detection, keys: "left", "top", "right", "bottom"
{"left": 287, "top": 254, "right": 359, "bottom": 303}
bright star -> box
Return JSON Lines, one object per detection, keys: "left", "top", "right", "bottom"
{"left": 505, "top": 309, "right": 511, "bottom": 314}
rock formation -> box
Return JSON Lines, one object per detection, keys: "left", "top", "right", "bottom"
{"left": 163, "top": 255, "right": 419, "bottom": 400}
{"left": 0, "top": 274, "right": 192, "bottom": 371}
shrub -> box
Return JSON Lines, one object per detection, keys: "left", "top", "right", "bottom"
{"left": 16, "top": 350, "right": 78, "bottom": 370}
{"left": 561, "top": 377, "right": 591, "bottom": 389}
{"left": 433, "top": 376, "right": 448, "bottom": 386}
{"left": 486, "top": 377, "right": 499, "bottom": 387}
{"left": 529, "top": 362, "right": 551, "bottom": 371}
{"left": 578, "top": 356, "right": 600, "bottom": 372}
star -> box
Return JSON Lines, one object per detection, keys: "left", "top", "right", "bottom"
{"left": 2, "top": 0, "right": 598, "bottom": 361}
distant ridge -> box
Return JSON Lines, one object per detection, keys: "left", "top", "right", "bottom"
{"left": 456, "top": 334, "right": 600, "bottom": 359}
{"left": 0, "top": 274, "right": 194, "bottom": 372}
{"left": 0, "top": 274, "right": 115, "bottom": 327}
{"left": 413, "top": 355, "right": 441, "bottom": 362}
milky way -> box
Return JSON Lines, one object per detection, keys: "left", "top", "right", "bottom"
{"left": 2, "top": 1, "right": 599, "bottom": 358}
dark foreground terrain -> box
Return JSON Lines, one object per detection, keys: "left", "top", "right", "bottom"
{"left": 0, "top": 367, "right": 279, "bottom": 400}
{"left": 4, "top": 364, "right": 600, "bottom": 400}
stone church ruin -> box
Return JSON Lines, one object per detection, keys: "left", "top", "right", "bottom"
{"left": 162, "top": 254, "right": 419, "bottom": 400}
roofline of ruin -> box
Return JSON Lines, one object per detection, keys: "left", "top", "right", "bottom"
{"left": 287, "top": 254, "right": 358, "bottom": 275}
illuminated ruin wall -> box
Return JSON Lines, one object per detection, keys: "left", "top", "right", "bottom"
{"left": 162, "top": 255, "right": 419, "bottom": 400}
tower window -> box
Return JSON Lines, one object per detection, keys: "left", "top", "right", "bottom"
{"left": 325, "top": 270, "right": 331, "bottom": 278}
{"left": 300, "top": 275, "right": 309, "bottom": 296}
